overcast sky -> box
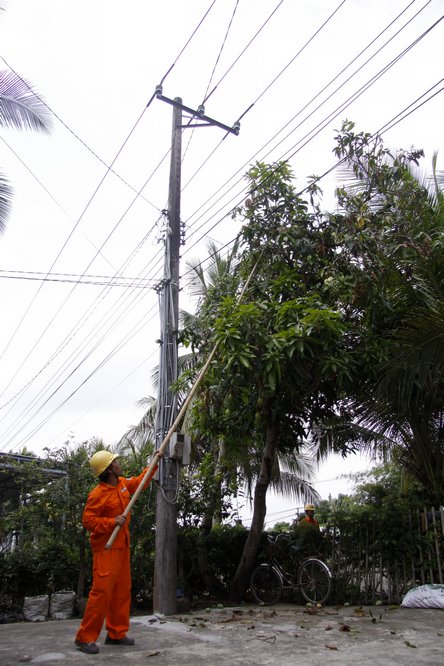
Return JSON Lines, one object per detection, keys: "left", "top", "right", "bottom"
{"left": 0, "top": 1, "right": 442, "bottom": 503}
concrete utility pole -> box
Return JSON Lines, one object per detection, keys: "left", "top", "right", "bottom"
{"left": 153, "top": 98, "right": 182, "bottom": 616}
{"left": 153, "top": 89, "right": 239, "bottom": 615}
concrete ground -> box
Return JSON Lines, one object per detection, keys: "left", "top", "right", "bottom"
{"left": 0, "top": 604, "right": 443, "bottom": 666}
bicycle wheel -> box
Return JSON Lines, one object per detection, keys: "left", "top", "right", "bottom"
{"left": 250, "top": 564, "right": 283, "bottom": 605}
{"left": 298, "top": 558, "right": 332, "bottom": 605}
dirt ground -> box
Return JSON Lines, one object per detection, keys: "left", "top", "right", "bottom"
{"left": 0, "top": 603, "right": 443, "bottom": 665}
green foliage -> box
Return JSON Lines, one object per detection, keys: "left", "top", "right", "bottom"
{"left": 177, "top": 524, "right": 249, "bottom": 600}
{"left": 0, "top": 542, "right": 79, "bottom": 600}
{"left": 316, "top": 462, "right": 441, "bottom": 603}
{"left": 290, "top": 522, "right": 324, "bottom": 557}
{"left": 176, "top": 462, "right": 240, "bottom": 529}
{"left": 0, "top": 442, "right": 158, "bottom": 612}
{"left": 272, "top": 521, "right": 292, "bottom": 533}
{"left": 3, "top": 123, "right": 444, "bottom": 611}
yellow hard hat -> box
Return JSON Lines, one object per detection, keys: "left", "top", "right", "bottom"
{"left": 89, "top": 450, "right": 118, "bottom": 477}
{"left": 304, "top": 503, "right": 315, "bottom": 511}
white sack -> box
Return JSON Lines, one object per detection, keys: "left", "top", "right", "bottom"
{"left": 49, "top": 591, "right": 75, "bottom": 620}
{"left": 401, "top": 584, "right": 444, "bottom": 609}
{"left": 23, "top": 595, "right": 49, "bottom": 622}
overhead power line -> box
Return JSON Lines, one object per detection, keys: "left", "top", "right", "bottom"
{"left": 182, "top": 0, "right": 242, "bottom": 162}
{"left": 0, "top": 1, "right": 220, "bottom": 384}
{"left": 0, "top": 269, "right": 157, "bottom": 287}
{"left": 0, "top": 305, "right": 160, "bottom": 452}
{"left": 0, "top": 223, "right": 164, "bottom": 414}
{"left": 181, "top": 0, "right": 347, "bottom": 196}
{"left": 158, "top": 0, "right": 218, "bottom": 87}
{"left": 201, "top": 0, "right": 286, "bottom": 106}
{"left": 2, "top": 67, "right": 440, "bottom": 454}
{"left": 0, "top": 150, "right": 171, "bottom": 405}
{"left": 1, "top": 55, "right": 159, "bottom": 209}
{"left": 233, "top": 0, "right": 347, "bottom": 119}
{"left": 0, "top": 1, "right": 440, "bottom": 453}
{"left": 11, "top": 35, "right": 440, "bottom": 452}
{"left": 201, "top": 0, "right": 241, "bottom": 106}
{"left": 0, "top": 136, "right": 118, "bottom": 272}
{"left": 0, "top": 101, "right": 151, "bottom": 371}
{"left": 9, "top": 6, "right": 438, "bottom": 440}
{"left": 180, "top": 8, "right": 441, "bottom": 251}
{"left": 45, "top": 352, "right": 157, "bottom": 450}
{"left": 6, "top": 70, "right": 441, "bottom": 455}
{"left": 181, "top": 0, "right": 432, "bottom": 243}
{"left": 180, "top": 72, "right": 444, "bottom": 285}
{"left": 377, "top": 78, "right": 444, "bottom": 135}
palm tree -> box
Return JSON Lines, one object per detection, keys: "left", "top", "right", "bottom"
{"left": 324, "top": 127, "right": 444, "bottom": 503}
{"left": 351, "top": 301, "right": 444, "bottom": 503}
{"left": 0, "top": 68, "right": 53, "bottom": 232}
{"left": 116, "top": 395, "right": 157, "bottom": 463}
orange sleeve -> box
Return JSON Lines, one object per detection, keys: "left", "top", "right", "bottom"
{"left": 82, "top": 488, "right": 116, "bottom": 536}
{"left": 126, "top": 464, "right": 159, "bottom": 494}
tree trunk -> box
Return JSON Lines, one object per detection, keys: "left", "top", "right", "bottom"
{"left": 229, "top": 421, "right": 278, "bottom": 602}
{"left": 212, "top": 439, "right": 225, "bottom": 528}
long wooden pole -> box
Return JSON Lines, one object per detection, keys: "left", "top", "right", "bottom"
{"left": 105, "top": 253, "right": 262, "bottom": 549}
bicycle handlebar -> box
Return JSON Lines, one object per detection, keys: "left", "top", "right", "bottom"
{"left": 265, "top": 532, "right": 291, "bottom": 544}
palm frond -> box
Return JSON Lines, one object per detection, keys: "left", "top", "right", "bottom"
{"left": 117, "top": 396, "right": 156, "bottom": 452}
{"left": 0, "top": 171, "right": 13, "bottom": 232}
{"left": 0, "top": 70, "right": 53, "bottom": 132}
{"left": 270, "top": 472, "right": 320, "bottom": 504}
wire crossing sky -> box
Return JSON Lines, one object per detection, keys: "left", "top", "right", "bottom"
{"left": 0, "top": 0, "right": 442, "bottom": 507}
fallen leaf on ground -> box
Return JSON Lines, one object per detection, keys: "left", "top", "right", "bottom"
{"left": 404, "top": 641, "right": 417, "bottom": 648}
{"left": 220, "top": 614, "right": 241, "bottom": 623}
{"left": 339, "top": 624, "right": 351, "bottom": 632}
{"left": 304, "top": 607, "right": 319, "bottom": 615}
{"left": 325, "top": 644, "right": 338, "bottom": 650}
{"left": 252, "top": 634, "right": 276, "bottom": 644}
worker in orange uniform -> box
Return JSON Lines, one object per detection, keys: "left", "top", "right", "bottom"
{"left": 296, "top": 503, "right": 322, "bottom": 556}
{"left": 74, "top": 450, "right": 159, "bottom": 655}
{"left": 299, "top": 503, "right": 319, "bottom": 527}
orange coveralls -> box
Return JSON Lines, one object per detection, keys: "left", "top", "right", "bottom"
{"left": 75, "top": 466, "right": 157, "bottom": 643}
{"left": 299, "top": 516, "right": 319, "bottom": 527}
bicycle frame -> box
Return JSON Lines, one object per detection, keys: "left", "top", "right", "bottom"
{"left": 250, "top": 532, "right": 332, "bottom": 605}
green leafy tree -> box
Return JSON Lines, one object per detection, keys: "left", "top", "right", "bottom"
{"left": 186, "top": 161, "right": 356, "bottom": 600}
{"left": 0, "top": 443, "right": 94, "bottom": 605}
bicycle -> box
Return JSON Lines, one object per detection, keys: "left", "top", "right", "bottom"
{"left": 250, "top": 532, "right": 332, "bottom": 605}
